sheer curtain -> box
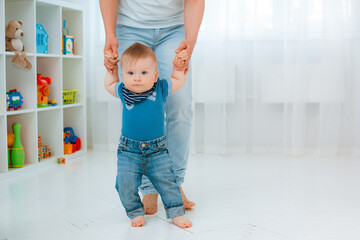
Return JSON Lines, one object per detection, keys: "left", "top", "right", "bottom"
{"left": 87, "top": 0, "right": 123, "bottom": 151}
{"left": 87, "top": 0, "right": 360, "bottom": 156}
{"left": 191, "top": 0, "right": 360, "bottom": 156}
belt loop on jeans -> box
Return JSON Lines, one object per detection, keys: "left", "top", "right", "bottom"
{"left": 123, "top": 136, "right": 128, "bottom": 147}
{"left": 155, "top": 137, "right": 158, "bottom": 148}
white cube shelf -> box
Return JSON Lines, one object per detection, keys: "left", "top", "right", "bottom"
{"left": 5, "top": 0, "right": 36, "bottom": 53}
{"left": 38, "top": 108, "right": 63, "bottom": 159}
{"left": 0, "top": 0, "right": 4, "bottom": 53}
{"left": 37, "top": 56, "right": 62, "bottom": 106}
{"left": 64, "top": 105, "right": 86, "bottom": 152}
{"left": 62, "top": 7, "right": 83, "bottom": 56}
{"left": 0, "top": 116, "right": 6, "bottom": 171}
{"left": 36, "top": 2, "right": 61, "bottom": 55}
{"left": 7, "top": 112, "right": 38, "bottom": 166}
{"left": 63, "top": 58, "right": 84, "bottom": 104}
{"left": 0, "top": 0, "right": 86, "bottom": 177}
{"left": 0, "top": 55, "right": 5, "bottom": 113}
{"left": 6, "top": 55, "right": 37, "bottom": 111}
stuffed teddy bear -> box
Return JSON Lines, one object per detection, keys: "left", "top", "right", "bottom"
{"left": 5, "top": 20, "right": 32, "bottom": 70}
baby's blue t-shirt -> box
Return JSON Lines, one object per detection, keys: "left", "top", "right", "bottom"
{"left": 115, "top": 79, "right": 172, "bottom": 141}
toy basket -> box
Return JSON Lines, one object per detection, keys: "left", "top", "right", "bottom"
{"left": 63, "top": 90, "right": 78, "bottom": 104}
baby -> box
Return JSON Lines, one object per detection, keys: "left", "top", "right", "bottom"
{"left": 104, "top": 42, "right": 191, "bottom": 228}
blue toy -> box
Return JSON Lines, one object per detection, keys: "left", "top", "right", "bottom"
{"left": 7, "top": 89, "right": 23, "bottom": 110}
{"left": 36, "top": 23, "right": 49, "bottom": 54}
{"left": 64, "top": 127, "right": 81, "bottom": 151}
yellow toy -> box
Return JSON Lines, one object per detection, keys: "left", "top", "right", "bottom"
{"left": 7, "top": 133, "right": 14, "bottom": 167}
{"left": 37, "top": 74, "right": 54, "bottom": 107}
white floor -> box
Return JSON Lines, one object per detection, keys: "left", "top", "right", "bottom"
{"left": 1, "top": 150, "right": 360, "bottom": 240}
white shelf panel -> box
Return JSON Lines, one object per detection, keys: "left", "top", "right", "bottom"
{"left": 6, "top": 108, "right": 36, "bottom": 115}
{"left": 6, "top": 0, "right": 34, "bottom": 2}
{"left": 37, "top": 54, "right": 61, "bottom": 58}
{"left": 37, "top": 105, "right": 61, "bottom": 112}
{"left": 62, "top": 55, "right": 83, "bottom": 59}
{"left": 65, "top": 149, "right": 86, "bottom": 160}
{"left": 5, "top": 52, "right": 36, "bottom": 57}
{"left": 0, "top": 55, "right": 5, "bottom": 113}
{"left": 36, "top": 0, "right": 59, "bottom": 7}
{"left": 5, "top": 162, "right": 37, "bottom": 179}
{"left": 63, "top": 103, "right": 83, "bottom": 109}
{"left": 0, "top": 0, "right": 4, "bottom": 53}
{"left": 0, "top": 116, "right": 7, "bottom": 173}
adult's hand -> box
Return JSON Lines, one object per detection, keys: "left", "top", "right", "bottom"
{"left": 174, "top": 39, "right": 194, "bottom": 74}
{"left": 103, "top": 35, "right": 119, "bottom": 73}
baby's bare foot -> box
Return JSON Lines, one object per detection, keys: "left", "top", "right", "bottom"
{"left": 131, "top": 215, "right": 145, "bottom": 227}
{"left": 142, "top": 194, "right": 158, "bottom": 215}
{"left": 180, "top": 187, "right": 196, "bottom": 209}
{"left": 172, "top": 216, "right": 192, "bottom": 228}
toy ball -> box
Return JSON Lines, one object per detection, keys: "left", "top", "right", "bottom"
{"left": 49, "top": 99, "right": 57, "bottom": 106}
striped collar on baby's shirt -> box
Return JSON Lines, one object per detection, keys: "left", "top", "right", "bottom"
{"left": 122, "top": 82, "right": 157, "bottom": 106}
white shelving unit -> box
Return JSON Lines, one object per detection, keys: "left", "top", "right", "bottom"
{"left": 0, "top": 0, "right": 86, "bottom": 179}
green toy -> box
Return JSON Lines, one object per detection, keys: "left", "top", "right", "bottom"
{"left": 11, "top": 123, "right": 25, "bottom": 168}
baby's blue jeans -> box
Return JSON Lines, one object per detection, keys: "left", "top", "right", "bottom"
{"left": 115, "top": 135, "right": 185, "bottom": 219}
{"left": 116, "top": 24, "right": 193, "bottom": 195}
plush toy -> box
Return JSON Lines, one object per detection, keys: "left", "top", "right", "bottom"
{"left": 5, "top": 20, "right": 32, "bottom": 70}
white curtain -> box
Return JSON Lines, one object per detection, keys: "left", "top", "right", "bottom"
{"left": 87, "top": 0, "right": 360, "bottom": 156}
{"left": 87, "top": 0, "right": 122, "bottom": 151}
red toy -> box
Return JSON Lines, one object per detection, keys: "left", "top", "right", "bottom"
{"left": 63, "top": 127, "right": 81, "bottom": 154}
{"left": 37, "top": 74, "right": 56, "bottom": 107}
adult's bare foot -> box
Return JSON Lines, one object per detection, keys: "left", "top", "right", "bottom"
{"left": 172, "top": 216, "right": 192, "bottom": 228}
{"left": 131, "top": 215, "right": 145, "bottom": 227}
{"left": 180, "top": 187, "right": 195, "bottom": 209}
{"left": 142, "top": 194, "right": 158, "bottom": 215}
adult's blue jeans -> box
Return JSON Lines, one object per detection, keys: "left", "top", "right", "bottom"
{"left": 116, "top": 24, "right": 193, "bottom": 195}
{"left": 115, "top": 135, "right": 185, "bottom": 219}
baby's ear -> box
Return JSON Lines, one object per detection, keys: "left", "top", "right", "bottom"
{"left": 154, "top": 70, "right": 159, "bottom": 82}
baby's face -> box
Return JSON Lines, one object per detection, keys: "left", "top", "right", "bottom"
{"left": 121, "top": 57, "right": 158, "bottom": 93}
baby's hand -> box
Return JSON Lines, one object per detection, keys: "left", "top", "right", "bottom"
{"left": 173, "top": 50, "right": 188, "bottom": 72}
{"left": 105, "top": 50, "right": 117, "bottom": 60}
{"left": 175, "top": 50, "right": 188, "bottom": 66}
{"left": 105, "top": 51, "right": 119, "bottom": 74}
